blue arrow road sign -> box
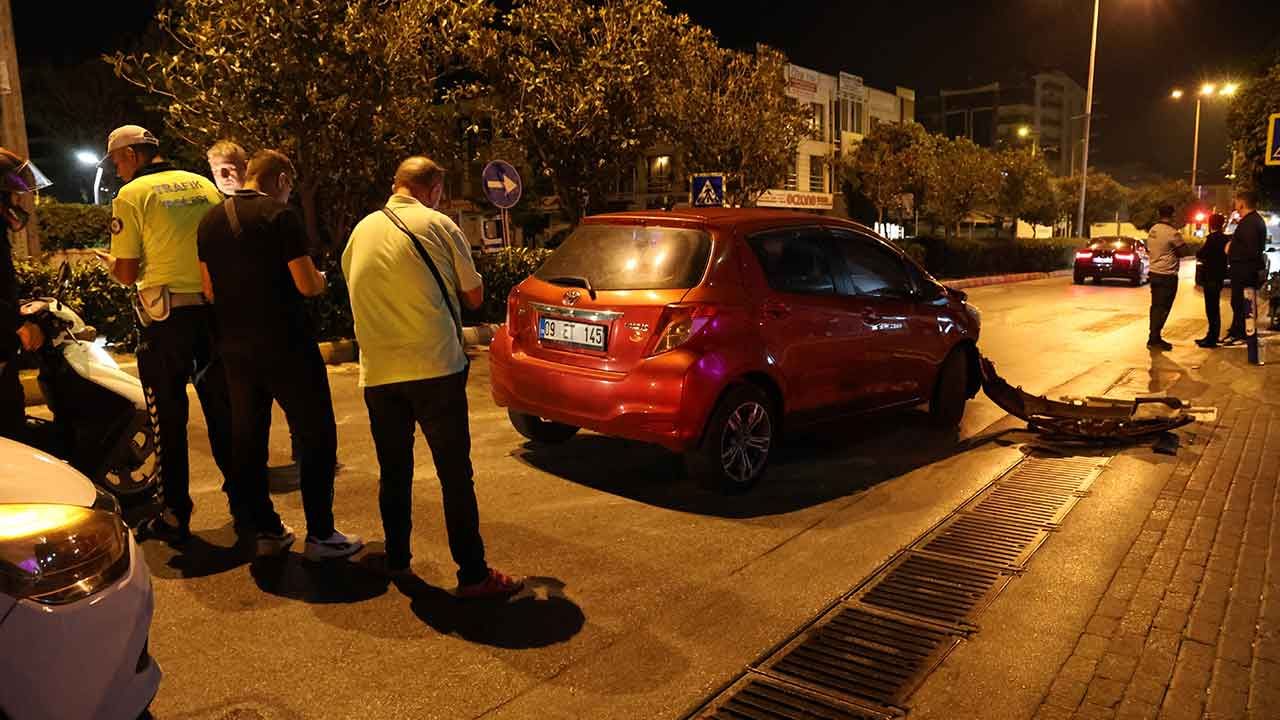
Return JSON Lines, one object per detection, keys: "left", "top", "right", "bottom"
{"left": 1267, "top": 113, "right": 1280, "bottom": 167}
{"left": 482, "top": 160, "right": 522, "bottom": 208}
{"left": 690, "top": 173, "right": 725, "bottom": 208}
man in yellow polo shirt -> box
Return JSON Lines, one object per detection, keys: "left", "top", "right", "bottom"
{"left": 95, "top": 125, "right": 235, "bottom": 544}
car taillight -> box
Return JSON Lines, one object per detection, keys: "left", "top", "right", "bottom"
{"left": 1075, "top": 250, "right": 1093, "bottom": 259}
{"left": 1115, "top": 252, "right": 1134, "bottom": 262}
{"left": 647, "top": 303, "right": 717, "bottom": 356}
{"left": 506, "top": 287, "right": 522, "bottom": 335}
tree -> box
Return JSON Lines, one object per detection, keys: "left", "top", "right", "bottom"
{"left": 841, "top": 121, "right": 936, "bottom": 225}
{"left": 674, "top": 42, "right": 810, "bottom": 207}
{"left": 995, "top": 149, "right": 1055, "bottom": 239}
{"left": 923, "top": 137, "right": 1000, "bottom": 239}
{"left": 1128, "top": 180, "right": 1197, "bottom": 230}
{"left": 1226, "top": 61, "right": 1280, "bottom": 208}
{"left": 109, "top": 0, "right": 493, "bottom": 247}
{"left": 484, "top": 0, "right": 699, "bottom": 220}
{"left": 1052, "top": 172, "right": 1128, "bottom": 236}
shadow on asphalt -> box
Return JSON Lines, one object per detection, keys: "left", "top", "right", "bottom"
{"left": 249, "top": 553, "right": 389, "bottom": 604}
{"left": 513, "top": 408, "right": 964, "bottom": 518}
{"left": 392, "top": 574, "right": 585, "bottom": 649}
{"left": 141, "top": 525, "right": 253, "bottom": 580}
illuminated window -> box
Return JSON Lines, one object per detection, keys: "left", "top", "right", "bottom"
{"left": 810, "top": 102, "right": 826, "bottom": 141}
{"left": 647, "top": 155, "right": 673, "bottom": 192}
{"left": 809, "top": 155, "right": 825, "bottom": 193}
{"left": 784, "top": 156, "right": 798, "bottom": 191}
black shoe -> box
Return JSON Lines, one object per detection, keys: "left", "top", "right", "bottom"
{"left": 1221, "top": 335, "right": 1245, "bottom": 346}
{"left": 1195, "top": 337, "right": 1218, "bottom": 348}
{"left": 135, "top": 509, "right": 192, "bottom": 545}
{"left": 1147, "top": 339, "right": 1173, "bottom": 351}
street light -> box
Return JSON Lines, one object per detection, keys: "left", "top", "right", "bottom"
{"left": 1171, "top": 80, "right": 1241, "bottom": 194}
{"left": 1016, "top": 125, "right": 1039, "bottom": 156}
{"left": 1076, "top": 0, "right": 1100, "bottom": 240}
{"left": 74, "top": 150, "right": 98, "bottom": 166}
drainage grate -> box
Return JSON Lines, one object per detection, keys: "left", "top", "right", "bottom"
{"left": 854, "top": 553, "right": 1006, "bottom": 628}
{"left": 688, "top": 454, "right": 1112, "bottom": 719}
{"left": 703, "top": 675, "right": 890, "bottom": 720}
{"left": 761, "top": 606, "right": 958, "bottom": 709}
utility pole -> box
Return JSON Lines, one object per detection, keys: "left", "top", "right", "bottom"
{"left": 0, "top": 0, "right": 35, "bottom": 257}
{"left": 1075, "top": 0, "right": 1100, "bottom": 240}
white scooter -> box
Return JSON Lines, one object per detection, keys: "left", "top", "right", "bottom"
{"left": 20, "top": 264, "right": 158, "bottom": 502}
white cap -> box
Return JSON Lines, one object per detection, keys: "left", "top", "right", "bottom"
{"left": 105, "top": 125, "right": 160, "bottom": 155}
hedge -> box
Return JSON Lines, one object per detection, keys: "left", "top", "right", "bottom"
{"left": 37, "top": 203, "right": 112, "bottom": 252}
{"left": 11, "top": 247, "right": 553, "bottom": 353}
{"left": 895, "top": 236, "right": 1083, "bottom": 279}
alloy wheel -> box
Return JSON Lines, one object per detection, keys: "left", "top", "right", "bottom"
{"left": 719, "top": 401, "right": 772, "bottom": 485}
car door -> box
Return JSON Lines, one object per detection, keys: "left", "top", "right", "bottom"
{"left": 827, "top": 229, "right": 933, "bottom": 409}
{"left": 744, "top": 227, "right": 847, "bottom": 415}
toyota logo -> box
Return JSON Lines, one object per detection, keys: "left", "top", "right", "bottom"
{"left": 562, "top": 290, "right": 581, "bottom": 306}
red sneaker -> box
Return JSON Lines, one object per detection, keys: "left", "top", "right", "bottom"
{"left": 457, "top": 569, "right": 524, "bottom": 599}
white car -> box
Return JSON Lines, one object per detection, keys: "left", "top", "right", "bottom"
{"left": 0, "top": 437, "right": 160, "bottom": 719}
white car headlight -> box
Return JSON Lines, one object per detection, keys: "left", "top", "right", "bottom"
{"left": 0, "top": 494, "right": 129, "bottom": 605}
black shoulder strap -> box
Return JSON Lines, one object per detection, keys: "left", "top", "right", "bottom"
{"left": 224, "top": 196, "right": 242, "bottom": 238}
{"left": 379, "top": 206, "right": 465, "bottom": 349}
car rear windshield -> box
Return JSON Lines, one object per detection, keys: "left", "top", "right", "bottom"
{"left": 535, "top": 224, "right": 712, "bottom": 291}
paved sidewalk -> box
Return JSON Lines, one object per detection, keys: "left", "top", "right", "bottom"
{"left": 1034, "top": 358, "right": 1280, "bottom": 719}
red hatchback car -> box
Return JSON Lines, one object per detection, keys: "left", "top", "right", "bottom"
{"left": 489, "top": 209, "right": 983, "bottom": 491}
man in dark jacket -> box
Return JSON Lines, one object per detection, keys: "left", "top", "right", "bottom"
{"left": 1196, "top": 213, "right": 1229, "bottom": 347}
{"left": 1223, "top": 191, "right": 1268, "bottom": 345}
{"left": 0, "top": 149, "right": 52, "bottom": 440}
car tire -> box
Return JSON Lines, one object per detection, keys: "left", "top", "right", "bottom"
{"left": 508, "top": 410, "right": 579, "bottom": 444}
{"left": 929, "top": 349, "right": 969, "bottom": 428}
{"left": 1130, "top": 273, "right": 1141, "bottom": 287}
{"left": 686, "top": 384, "right": 775, "bottom": 494}
{"left": 1073, "top": 272, "right": 1085, "bottom": 285}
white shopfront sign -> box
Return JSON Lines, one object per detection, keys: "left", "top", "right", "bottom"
{"left": 757, "top": 189, "right": 834, "bottom": 210}
{"left": 786, "top": 64, "right": 821, "bottom": 104}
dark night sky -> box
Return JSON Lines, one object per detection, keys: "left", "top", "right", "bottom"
{"left": 14, "top": 1, "right": 1280, "bottom": 185}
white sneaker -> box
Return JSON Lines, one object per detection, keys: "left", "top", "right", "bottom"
{"left": 256, "top": 524, "right": 296, "bottom": 556}
{"left": 304, "top": 530, "right": 364, "bottom": 561}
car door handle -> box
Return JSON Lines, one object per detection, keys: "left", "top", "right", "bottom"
{"left": 762, "top": 301, "right": 791, "bottom": 320}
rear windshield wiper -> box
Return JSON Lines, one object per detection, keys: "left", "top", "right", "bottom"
{"left": 544, "top": 274, "right": 597, "bottom": 300}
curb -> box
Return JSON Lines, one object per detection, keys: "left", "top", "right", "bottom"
{"left": 21, "top": 328, "right": 502, "bottom": 408}
{"left": 943, "top": 269, "right": 1074, "bottom": 290}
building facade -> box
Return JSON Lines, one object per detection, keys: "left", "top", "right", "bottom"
{"left": 921, "top": 70, "right": 1086, "bottom": 176}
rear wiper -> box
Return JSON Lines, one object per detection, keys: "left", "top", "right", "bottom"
{"left": 545, "top": 274, "right": 597, "bottom": 300}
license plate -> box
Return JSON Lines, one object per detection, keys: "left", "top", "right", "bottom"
{"left": 1093, "top": 257, "right": 1112, "bottom": 265}
{"left": 539, "top": 317, "right": 607, "bottom": 350}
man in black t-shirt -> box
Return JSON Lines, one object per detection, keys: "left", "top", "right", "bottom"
{"left": 198, "top": 150, "right": 362, "bottom": 561}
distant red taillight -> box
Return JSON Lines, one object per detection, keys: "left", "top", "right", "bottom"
{"left": 1075, "top": 250, "right": 1093, "bottom": 260}
{"left": 506, "top": 287, "right": 522, "bottom": 336}
{"left": 1115, "top": 252, "right": 1134, "bottom": 262}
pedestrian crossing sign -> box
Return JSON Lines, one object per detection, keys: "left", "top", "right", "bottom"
{"left": 690, "top": 174, "right": 725, "bottom": 208}
{"left": 1268, "top": 113, "right": 1280, "bottom": 167}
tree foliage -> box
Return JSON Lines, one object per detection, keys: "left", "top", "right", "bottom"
{"left": 1128, "top": 180, "right": 1197, "bottom": 230}
{"left": 1052, "top": 172, "right": 1128, "bottom": 234}
{"left": 674, "top": 42, "right": 810, "bottom": 207}
{"left": 483, "top": 0, "right": 699, "bottom": 219}
{"left": 995, "top": 149, "right": 1056, "bottom": 236}
{"left": 923, "top": 137, "right": 1001, "bottom": 238}
{"left": 109, "top": 0, "right": 494, "bottom": 246}
{"left": 843, "top": 122, "right": 936, "bottom": 224}
{"left": 1226, "top": 61, "right": 1280, "bottom": 208}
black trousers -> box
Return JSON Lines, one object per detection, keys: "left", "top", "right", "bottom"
{"left": 1149, "top": 273, "right": 1179, "bottom": 342}
{"left": 1202, "top": 281, "right": 1223, "bottom": 341}
{"left": 363, "top": 369, "right": 487, "bottom": 584}
{"left": 0, "top": 356, "right": 24, "bottom": 443}
{"left": 136, "top": 306, "right": 233, "bottom": 520}
{"left": 223, "top": 342, "right": 336, "bottom": 538}
{"left": 1228, "top": 272, "right": 1261, "bottom": 338}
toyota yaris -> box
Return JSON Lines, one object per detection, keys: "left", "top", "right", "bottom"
{"left": 0, "top": 437, "right": 160, "bottom": 719}
{"left": 490, "top": 209, "right": 982, "bottom": 491}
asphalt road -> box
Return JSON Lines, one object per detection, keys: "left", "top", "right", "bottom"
{"left": 141, "top": 261, "right": 1231, "bottom": 719}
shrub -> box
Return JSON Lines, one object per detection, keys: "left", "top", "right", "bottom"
{"left": 908, "top": 236, "right": 1081, "bottom": 278}
{"left": 37, "top": 203, "right": 112, "bottom": 251}
{"left": 473, "top": 247, "right": 552, "bottom": 323}
{"left": 14, "top": 260, "right": 138, "bottom": 351}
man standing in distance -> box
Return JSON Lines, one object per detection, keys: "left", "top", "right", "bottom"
{"left": 1145, "top": 205, "right": 1190, "bottom": 351}
{"left": 94, "top": 125, "right": 234, "bottom": 543}
{"left": 0, "top": 149, "right": 51, "bottom": 440}
{"left": 198, "top": 150, "right": 362, "bottom": 559}
{"left": 343, "top": 156, "right": 521, "bottom": 596}
{"left": 1223, "top": 191, "right": 1268, "bottom": 347}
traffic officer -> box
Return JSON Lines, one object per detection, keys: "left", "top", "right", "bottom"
{"left": 0, "top": 148, "right": 52, "bottom": 440}
{"left": 94, "top": 125, "right": 234, "bottom": 543}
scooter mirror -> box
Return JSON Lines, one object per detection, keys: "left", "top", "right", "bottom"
{"left": 56, "top": 261, "right": 71, "bottom": 292}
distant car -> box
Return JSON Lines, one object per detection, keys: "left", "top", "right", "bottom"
{"left": 0, "top": 437, "right": 160, "bottom": 720}
{"left": 1074, "top": 236, "right": 1149, "bottom": 286}
{"left": 489, "top": 209, "right": 982, "bottom": 491}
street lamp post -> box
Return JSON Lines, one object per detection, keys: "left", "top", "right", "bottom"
{"left": 1076, "top": 0, "right": 1100, "bottom": 240}
{"left": 1017, "top": 125, "right": 1038, "bottom": 156}
{"left": 75, "top": 150, "right": 103, "bottom": 205}
{"left": 1171, "top": 82, "right": 1237, "bottom": 198}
